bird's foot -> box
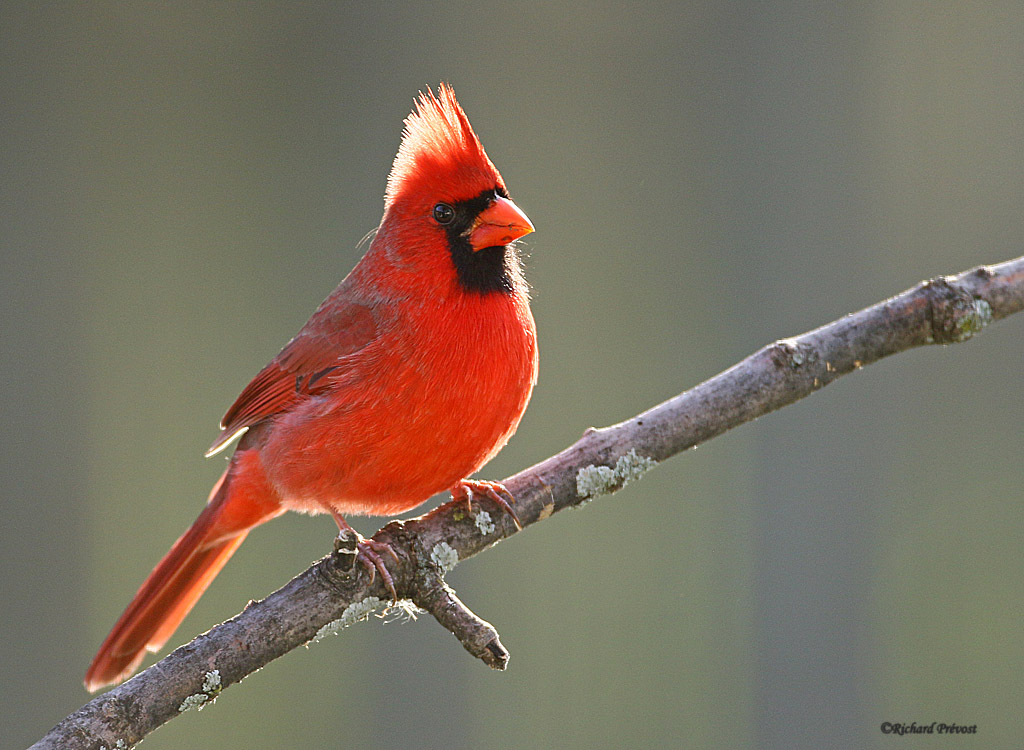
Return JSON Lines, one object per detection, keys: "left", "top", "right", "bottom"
{"left": 332, "top": 511, "right": 399, "bottom": 600}
{"left": 355, "top": 538, "right": 399, "bottom": 601}
{"left": 451, "top": 479, "right": 522, "bottom": 530}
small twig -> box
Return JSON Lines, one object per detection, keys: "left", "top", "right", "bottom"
{"left": 409, "top": 565, "right": 509, "bottom": 670}
{"left": 32, "top": 256, "right": 1024, "bottom": 750}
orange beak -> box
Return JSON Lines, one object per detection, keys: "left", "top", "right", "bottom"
{"left": 469, "top": 196, "right": 534, "bottom": 251}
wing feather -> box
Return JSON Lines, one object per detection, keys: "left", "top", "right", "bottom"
{"left": 206, "top": 298, "right": 377, "bottom": 456}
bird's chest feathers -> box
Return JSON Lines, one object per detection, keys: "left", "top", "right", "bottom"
{"left": 397, "top": 290, "right": 536, "bottom": 423}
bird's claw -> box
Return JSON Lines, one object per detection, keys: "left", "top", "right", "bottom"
{"left": 355, "top": 538, "right": 399, "bottom": 601}
{"left": 452, "top": 479, "right": 523, "bottom": 530}
{"left": 332, "top": 510, "right": 399, "bottom": 600}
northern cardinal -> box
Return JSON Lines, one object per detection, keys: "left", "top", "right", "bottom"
{"left": 85, "top": 85, "right": 537, "bottom": 691}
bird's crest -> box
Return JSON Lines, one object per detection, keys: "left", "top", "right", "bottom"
{"left": 385, "top": 84, "right": 504, "bottom": 206}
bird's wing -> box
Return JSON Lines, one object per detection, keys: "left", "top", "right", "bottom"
{"left": 206, "top": 297, "right": 378, "bottom": 456}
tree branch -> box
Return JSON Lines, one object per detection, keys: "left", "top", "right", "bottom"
{"left": 33, "top": 256, "right": 1024, "bottom": 749}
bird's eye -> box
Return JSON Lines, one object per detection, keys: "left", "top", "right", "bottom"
{"left": 432, "top": 203, "right": 455, "bottom": 225}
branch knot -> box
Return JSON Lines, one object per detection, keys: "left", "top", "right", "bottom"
{"left": 925, "top": 277, "right": 993, "bottom": 344}
{"left": 770, "top": 338, "right": 817, "bottom": 369}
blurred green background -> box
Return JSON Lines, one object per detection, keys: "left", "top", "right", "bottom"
{"left": 4, "top": 2, "right": 1023, "bottom": 748}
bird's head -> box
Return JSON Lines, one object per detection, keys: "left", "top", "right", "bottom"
{"left": 380, "top": 84, "right": 534, "bottom": 294}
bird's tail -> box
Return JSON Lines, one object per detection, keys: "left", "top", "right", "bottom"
{"left": 84, "top": 450, "right": 282, "bottom": 692}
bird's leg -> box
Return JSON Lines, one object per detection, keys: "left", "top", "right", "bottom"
{"left": 331, "top": 510, "right": 399, "bottom": 600}
{"left": 451, "top": 479, "right": 523, "bottom": 530}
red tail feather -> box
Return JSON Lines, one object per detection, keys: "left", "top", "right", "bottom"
{"left": 85, "top": 453, "right": 281, "bottom": 691}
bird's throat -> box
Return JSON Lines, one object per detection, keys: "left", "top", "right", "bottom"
{"left": 451, "top": 242, "right": 518, "bottom": 295}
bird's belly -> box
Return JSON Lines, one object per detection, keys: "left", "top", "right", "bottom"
{"left": 261, "top": 305, "right": 536, "bottom": 518}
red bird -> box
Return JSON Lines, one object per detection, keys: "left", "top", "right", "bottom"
{"left": 85, "top": 85, "right": 537, "bottom": 691}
